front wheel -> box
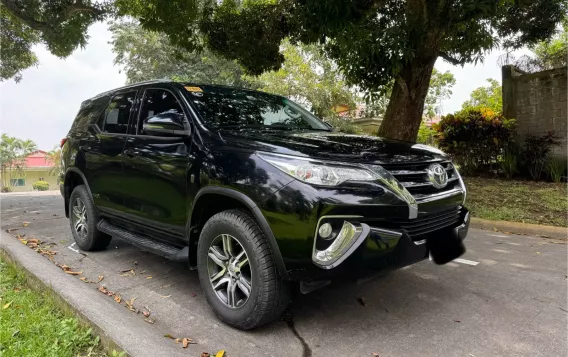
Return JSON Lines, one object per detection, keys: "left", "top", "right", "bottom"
{"left": 197, "top": 209, "right": 290, "bottom": 329}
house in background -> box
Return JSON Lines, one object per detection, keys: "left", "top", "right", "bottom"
{"left": 4, "top": 151, "right": 57, "bottom": 192}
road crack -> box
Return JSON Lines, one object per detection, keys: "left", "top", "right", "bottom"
{"left": 282, "top": 309, "right": 312, "bottom": 357}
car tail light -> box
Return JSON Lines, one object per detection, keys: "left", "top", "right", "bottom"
{"left": 60, "top": 138, "right": 67, "bottom": 148}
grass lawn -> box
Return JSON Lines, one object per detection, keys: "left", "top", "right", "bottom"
{"left": 0, "top": 256, "right": 112, "bottom": 357}
{"left": 464, "top": 177, "right": 568, "bottom": 227}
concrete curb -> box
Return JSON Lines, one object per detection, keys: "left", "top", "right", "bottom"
{"left": 0, "top": 232, "right": 187, "bottom": 357}
{"left": 470, "top": 217, "right": 567, "bottom": 240}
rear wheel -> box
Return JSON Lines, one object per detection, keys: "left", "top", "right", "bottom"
{"left": 69, "top": 185, "right": 111, "bottom": 251}
{"left": 197, "top": 209, "right": 290, "bottom": 329}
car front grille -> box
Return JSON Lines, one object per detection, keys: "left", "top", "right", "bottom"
{"left": 382, "top": 161, "right": 461, "bottom": 200}
{"left": 393, "top": 207, "right": 462, "bottom": 239}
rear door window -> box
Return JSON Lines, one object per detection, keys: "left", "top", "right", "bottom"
{"left": 101, "top": 91, "right": 137, "bottom": 134}
{"left": 71, "top": 95, "right": 110, "bottom": 130}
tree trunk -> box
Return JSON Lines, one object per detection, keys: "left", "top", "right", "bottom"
{"left": 377, "top": 55, "right": 438, "bottom": 142}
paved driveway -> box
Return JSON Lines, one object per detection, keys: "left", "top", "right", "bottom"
{"left": 1, "top": 192, "right": 566, "bottom": 357}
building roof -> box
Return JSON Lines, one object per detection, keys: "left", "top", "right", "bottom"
{"left": 25, "top": 151, "right": 54, "bottom": 169}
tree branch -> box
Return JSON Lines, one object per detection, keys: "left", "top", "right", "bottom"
{"left": 439, "top": 51, "right": 466, "bottom": 66}
{"left": 1, "top": 0, "right": 105, "bottom": 32}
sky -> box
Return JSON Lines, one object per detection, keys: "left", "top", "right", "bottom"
{"left": 0, "top": 22, "right": 528, "bottom": 151}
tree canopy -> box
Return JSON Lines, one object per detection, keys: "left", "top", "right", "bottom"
{"left": 2, "top": 0, "right": 565, "bottom": 141}
{"left": 109, "top": 20, "right": 248, "bottom": 86}
{"left": 0, "top": 0, "right": 110, "bottom": 82}
{"left": 461, "top": 79, "right": 503, "bottom": 113}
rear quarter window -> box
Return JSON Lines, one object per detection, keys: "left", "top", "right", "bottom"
{"left": 71, "top": 95, "right": 111, "bottom": 131}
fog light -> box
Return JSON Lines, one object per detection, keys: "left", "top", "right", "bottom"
{"left": 318, "top": 223, "right": 333, "bottom": 239}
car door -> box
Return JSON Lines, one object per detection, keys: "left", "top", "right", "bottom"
{"left": 82, "top": 89, "right": 138, "bottom": 214}
{"left": 120, "top": 86, "right": 192, "bottom": 240}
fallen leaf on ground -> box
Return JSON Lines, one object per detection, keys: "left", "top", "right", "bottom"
{"left": 192, "top": 292, "right": 197, "bottom": 297}
{"left": 372, "top": 353, "right": 380, "bottom": 357}
{"left": 114, "top": 295, "right": 122, "bottom": 303}
{"left": 181, "top": 338, "right": 192, "bottom": 348}
{"left": 21, "top": 222, "right": 29, "bottom": 227}
{"left": 139, "top": 270, "right": 147, "bottom": 274}
{"left": 6, "top": 228, "right": 19, "bottom": 233}
{"left": 27, "top": 238, "right": 39, "bottom": 244}
{"left": 98, "top": 275, "right": 104, "bottom": 282}
{"left": 146, "top": 276, "right": 152, "bottom": 279}
{"left": 65, "top": 270, "right": 83, "bottom": 276}
{"left": 98, "top": 285, "right": 108, "bottom": 294}
{"left": 3, "top": 301, "right": 12, "bottom": 309}
{"left": 164, "top": 334, "right": 176, "bottom": 339}
{"left": 143, "top": 311, "right": 150, "bottom": 317}
{"left": 13, "top": 287, "right": 21, "bottom": 293}
{"left": 454, "top": 319, "right": 461, "bottom": 323}
{"left": 536, "top": 252, "right": 541, "bottom": 255}
{"left": 144, "top": 317, "right": 155, "bottom": 324}
{"left": 201, "top": 353, "right": 210, "bottom": 357}
{"left": 357, "top": 297, "right": 366, "bottom": 307}
{"left": 161, "top": 284, "right": 171, "bottom": 288}
{"left": 80, "top": 277, "right": 91, "bottom": 283}
{"left": 120, "top": 268, "right": 135, "bottom": 275}
{"left": 216, "top": 350, "right": 225, "bottom": 357}
{"left": 125, "top": 297, "right": 137, "bottom": 312}
{"left": 160, "top": 295, "right": 171, "bottom": 299}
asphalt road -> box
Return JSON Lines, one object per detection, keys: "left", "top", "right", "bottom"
{"left": 1, "top": 192, "right": 567, "bottom": 357}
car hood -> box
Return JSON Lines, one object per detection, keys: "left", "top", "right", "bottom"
{"left": 215, "top": 130, "right": 448, "bottom": 165}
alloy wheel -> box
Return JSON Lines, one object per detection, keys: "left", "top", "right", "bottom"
{"left": 72, "top": 197, "right": 88, "bottom": 240}
{"left": 207, "top": 234, "right": 252, "bottom": 308}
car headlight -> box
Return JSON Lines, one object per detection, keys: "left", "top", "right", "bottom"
{"left": 258, "top": 153, "right": 377, "bottom": 186}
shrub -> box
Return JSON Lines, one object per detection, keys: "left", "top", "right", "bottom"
{"left": 32, "top": 180, "right": 50, "bottom": 191}
{"left": 434, "top": 108, "right": 516, "bottom": 174}
{"left": 417, "top": 122, "right": 437, "bottom": 146}
{"left": 499, "top": 143, "right": 519, "bottom": 179}
{"left": 1, "top": 186, "right": 12, "bottom": 193}
{"left": 545, "top": 157, "right": 567, "bottom": 183}
{"left": 522, "top": 132, "right": 561, "bottom": 180}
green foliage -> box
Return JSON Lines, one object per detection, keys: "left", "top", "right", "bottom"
{"left": 109, "top": 21, "right": 248, "bottom": 86}
{"left": 434, "top": 108, "right": 516, "bottom": 174}
{"left": 246, "top": 39, "right": 357, "bottom": 118}
{"left": 545, "top": 157, "right": 567, "bottom": 183}
{"left": 46, "top": 147, "right": 61, "bottom": 176}
{"left": 417, "top": 122, "right": 436, "bottom": 146}
{"left": 0, "top": 0, "right": 111, "bottom": 82}
{"left": 1, "top": 186, "right": 12, "bottom": 193}
{"left": 499, "top": 143, "right": 519, "bottom": 179}
{"left": 461, "top": 79, "right": 502, "bottom": 113}
{"left": 0, "top": 258, "right": 105, "bottom": 356}
{"left": 424, "top": 70, "right": 456, "bottom": 119}
{"left": 531, "top": 17, "right": 568, "bottom": 70}
{"left": 0, "top": 134, "right": 36, "bottom": 188}
{"left": 32, "top": 180, "right": 49, "bottom": 191}
{"left": 522, "top": 132, "right": 562, "bottom": 180}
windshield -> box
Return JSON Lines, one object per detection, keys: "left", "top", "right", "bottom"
{"left": 185, "top": 86, "right": 330, "bottom": 131}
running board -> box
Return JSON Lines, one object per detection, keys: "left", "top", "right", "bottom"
{"left": 97, "top": 219, "right": 189, "bottom": 262}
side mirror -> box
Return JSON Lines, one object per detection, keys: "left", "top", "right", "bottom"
{"left": 142, "top": 111, "right": 190, "bottom": 137}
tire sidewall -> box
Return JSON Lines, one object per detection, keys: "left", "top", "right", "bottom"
{"left": 197, "top": 215, "right": 263, "bottom": 325}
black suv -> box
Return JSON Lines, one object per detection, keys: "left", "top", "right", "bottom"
{"left": 60, "top": 80, "right": 469, "bottom": 329}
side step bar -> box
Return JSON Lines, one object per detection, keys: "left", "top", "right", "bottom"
{"left": 97, "top": 219, "right": 189, "bottom": 263}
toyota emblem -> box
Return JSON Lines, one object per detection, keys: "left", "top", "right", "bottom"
{"left": 427, "top": 163, "right": 448, "bottom": 189}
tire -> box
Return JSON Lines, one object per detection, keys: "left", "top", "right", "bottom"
{"left": 69, "top": 185, "right": 111, "bottom": 251}
{"left": 197, "top": 209, "right": 290, "bottom": 329}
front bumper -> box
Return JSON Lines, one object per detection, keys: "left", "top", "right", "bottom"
{"left": 287, "top": 208, "right": 470, "bottom": 281}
